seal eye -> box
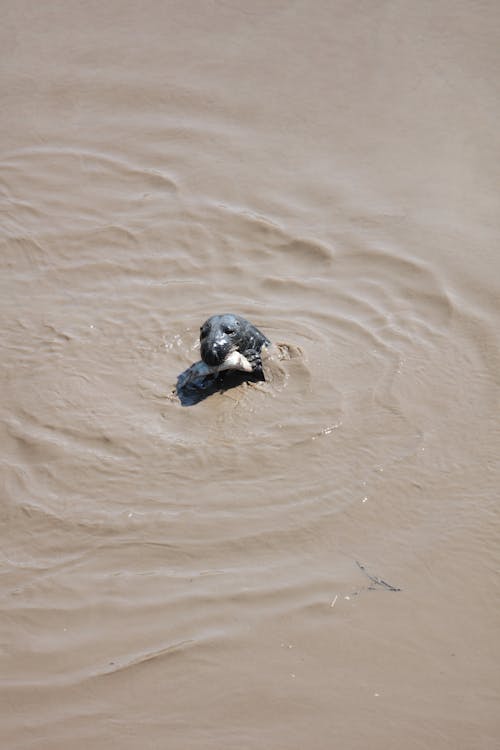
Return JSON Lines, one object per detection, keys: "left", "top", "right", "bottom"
{"left": 200, "top": 325, "right": 209, "bottom": 339}
{"left": 223, "top": 325, "right": 236, "bottom": 335}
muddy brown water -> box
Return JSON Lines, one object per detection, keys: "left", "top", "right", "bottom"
{"left": 1, "top": 2, "right": 499, "bottom": 748}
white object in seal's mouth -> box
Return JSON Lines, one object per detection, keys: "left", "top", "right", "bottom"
{"left": 217, "top": 350, "right": 253, "bottom": 373}
{"left": 184, "top": 351, "right": 253, "bottom": 384}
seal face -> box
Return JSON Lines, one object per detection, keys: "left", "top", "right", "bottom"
{"left": 200, "top": 314, "right": 270, "bottom": 375}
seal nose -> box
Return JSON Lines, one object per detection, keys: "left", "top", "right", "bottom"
{"left": 212, "top": 339, "right": 227, "bottom": 363}
{"left": 201, "top": 336, "right": 229, "bottom": 366}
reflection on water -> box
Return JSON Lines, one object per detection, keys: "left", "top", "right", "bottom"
{"left": 1, "top": 2, "right": 499, "bottom": 749}
{"left": 176, "top": 361, "right": 262, "bottom": 406}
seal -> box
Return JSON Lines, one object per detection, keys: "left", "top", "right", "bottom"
{"left": 176, "top": 314, "right": 271, "bottom": 406}
{"left": 200, "top": 313, "right": 270, "bottom": 377}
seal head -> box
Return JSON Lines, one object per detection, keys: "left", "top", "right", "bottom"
{"left": 200, "top": 313, "right": 270, "bottom": 375}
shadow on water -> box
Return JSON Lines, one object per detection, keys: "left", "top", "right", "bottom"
{"left": 176, "top": 362, "right": 264, "bottom": 406}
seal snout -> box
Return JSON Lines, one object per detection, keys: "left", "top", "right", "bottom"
{"left": 201, "top": 336, "right": 232, "bottom": 367}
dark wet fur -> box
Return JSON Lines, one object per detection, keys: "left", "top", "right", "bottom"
{"left": 177, "top": 314, "right": 270, "bottom": 406}
{"left": 200, "top": 314, "right": 270, "bottom": 373}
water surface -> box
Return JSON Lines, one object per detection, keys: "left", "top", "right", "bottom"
{"left": 1, "top": 2, "right": 499, "bottom": 748}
